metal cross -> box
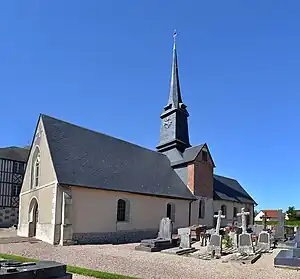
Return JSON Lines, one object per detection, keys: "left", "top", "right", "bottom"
{"left": 237, "top": 208, "right": 250, "bottom": 234}
{"left": 260, "top": 214, "right": 269, "bottom": 231}
{"left": 213, "top": 210, "right": 225, "bottom": 235}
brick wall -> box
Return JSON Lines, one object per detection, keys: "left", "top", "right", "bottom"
{"left": 187, "top": 149, "right": 214, "bottom": 198}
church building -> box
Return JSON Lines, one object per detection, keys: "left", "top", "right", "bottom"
{"left": 18, "top": 34, "right": 256, "bottom": 245}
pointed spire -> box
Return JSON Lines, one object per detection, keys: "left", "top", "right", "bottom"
{"left": 167, "top": 30, "right": 183, "bottom": 109}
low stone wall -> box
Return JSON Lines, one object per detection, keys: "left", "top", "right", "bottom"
{"left": 73, "top": 229, "right": 159, "bottom": 244}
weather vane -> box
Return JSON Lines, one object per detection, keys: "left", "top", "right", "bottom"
{"left": 173, "top": 29, "right": 177, "bottom": 43}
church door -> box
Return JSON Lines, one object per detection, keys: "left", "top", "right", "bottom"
{"left": 33, "top": 204, "right": 38, "bottom": 237}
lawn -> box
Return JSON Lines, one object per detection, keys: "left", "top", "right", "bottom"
{"left": 0, "top": 253, "right": 138, "bottom": 279}
{"left": 255, "top": 220, "right": 300, "bottom": 226}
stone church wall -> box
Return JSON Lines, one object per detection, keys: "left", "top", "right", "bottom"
{"left": 71, "top": 186, "right": 191, "bottom": 244}
{"left": 213, "top": 200, "right": 254, "bottom": 227}
{"left": 18, "top": 118, "right": 58, "bottom": 245}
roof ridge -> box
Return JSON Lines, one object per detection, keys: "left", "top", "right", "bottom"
{"left": 214, "top": 174, "right": 238, "bottom": 181}
{"left": 41, "top": 114, "right": 167, "bottom": 158}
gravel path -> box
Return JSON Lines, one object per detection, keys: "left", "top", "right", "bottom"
{"left": 1, "top": 240, "right": 300, "bottom": 279}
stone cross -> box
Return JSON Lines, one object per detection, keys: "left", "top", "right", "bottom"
{"left": 213, "top": 210, "right": 225, "bottom": 235}
{"left": 237, "top": 208, "right": 250, "bottom": 234}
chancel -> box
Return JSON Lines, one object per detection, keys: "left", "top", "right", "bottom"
{"left": 17, "top": 32, "right": 256, "bottom": 245}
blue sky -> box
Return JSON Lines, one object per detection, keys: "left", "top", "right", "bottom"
{"left": 1, "top": 1, "right": 299, "bottom": 211}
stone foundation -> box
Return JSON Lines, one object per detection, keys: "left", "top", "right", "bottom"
{"left": 0, "top": 207, "right": 19, "bottom": 228}
{"left": 73, "top": 229, "right": 159, "bottom": 245}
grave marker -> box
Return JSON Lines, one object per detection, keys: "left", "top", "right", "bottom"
{"left": 135, "top": 217, "right": 174, "bottom": 252}
{"left": 207, "top": 210, "right": 225, "bottom": 258}
{"left": 237, "top": 208, "right": 254, "bottom": 255}
{"left": 257, "top": 231, "right": 271, "bottom": 251}
{"left": 275, "top": 210, "right": 285, "bottom": 240}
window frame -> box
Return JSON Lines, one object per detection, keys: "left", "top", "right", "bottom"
{"left": 117, "top": 199, "right": 128, "bottom": 222}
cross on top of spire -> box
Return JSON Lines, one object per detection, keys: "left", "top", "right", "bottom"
{"left": 173, "top": 29, "right": 177, "bottom": 47}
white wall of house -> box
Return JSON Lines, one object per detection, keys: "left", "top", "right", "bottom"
{"left": 254, "top": 210, "right": 265, "bottom": 222}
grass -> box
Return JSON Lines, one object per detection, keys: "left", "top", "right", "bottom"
{"left": 255, "top": 220, "right": 300, "bottom": 226}
{"left": 0, "top": 253, "right": 137, "bottom": 279}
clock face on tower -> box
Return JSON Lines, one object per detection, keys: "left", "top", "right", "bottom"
{"left": 163, "top": 117, "right": 172, "bottom": 129}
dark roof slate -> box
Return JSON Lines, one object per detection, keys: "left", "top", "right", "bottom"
{"left": 171, "top": 145, "right": 204, "bottom": 167}
{"left": 41, "top": 114, "right": 196, "bottom": 200}
{"left": 0, "top": 146, "right": 30, "bottom": 162}
{"left": 213, "top": 174, "right": 256, "bottom": 205}
{"left": 171, "top": 144, "right": 216, "bottom": 167}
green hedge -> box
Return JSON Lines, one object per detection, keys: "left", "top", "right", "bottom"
{"left": 255, "top": 220, "right": 300, "bottom": 226}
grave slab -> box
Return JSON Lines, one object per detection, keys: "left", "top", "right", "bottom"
{"left": 0, "top": 259, "right": 72, "bottom": 278}
{"left": 274, "top": 250, "right": 300, "bottom": 270}
{"left": 135, "top": 217, "right": 175, "bottom": 252}
{"left": 161, "top": 227, "right": 196, "bottom": 255}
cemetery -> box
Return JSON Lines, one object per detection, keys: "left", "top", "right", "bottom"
{"left": 1, "top": 206, "right": 300, "bottom": 278}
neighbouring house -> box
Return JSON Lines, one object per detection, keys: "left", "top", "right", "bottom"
{"left": 254, "top": 209, "right": 285, "bottom": 222}
{"left": 285, "top": 210, "right": 300, "bottom": 220}
{"left": 17, "top": 34, "right": 257, "bottom": 245}
{"left": 0, "top": 146, "right": 29, "bottom": 227}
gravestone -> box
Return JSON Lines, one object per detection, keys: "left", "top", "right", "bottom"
{"left": 257, "top": 231, "right": 271, "bottom": 251}
{"left": 207, "top": 210, "right": 225, "bottom": 258}
{"left": 275, "top": 210, "right": 285, "bottom": 240}
{"left": 0, "top": 259, "right": 72, "bottom": 278}
{"left": 237, "top": 208, "right": 254, "bottom": 255}
{"left": 158, "top": 217, "right": 172, "bottom": 239}
{"left": 178, "top": 227, "right": 191, "bottom": 249}
{"left": 274, "top": 227, "right": 300, "bottom": 269}
{"left": 161, "top": 227, "right": 196, "bottom": 255}
{"left": 135, "top": 217, "right": 174, "bottom": 252}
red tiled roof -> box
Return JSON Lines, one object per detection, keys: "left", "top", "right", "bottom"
{"left": 261, "top": 210, "right": 281, "bottom": 219}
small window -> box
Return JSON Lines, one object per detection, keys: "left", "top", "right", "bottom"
{"left": 12, "top": 185, "right": 19, "bottom": 196}
{"left": 221, "top": 205, "right": 227, "bottom": 217}
{"left": 167, "top": 204, "right": 171, "bottom": 219}
{"left": 166, "top": 203, "right": 175, "bottom": 222}
{"left": 233, "top": 207, "right": 237, "bottom": 218}
{"left": 117, "top": 199, "right": 126, "bottom": 222}
{"left": 35, "top": 157, "right": 40, "bottom": 187}
{"left": 198, "top": 199, "right": 205, "bottom": 219}
{"left": 202, "top": 151, "right": 208, "bottom": 162}
{"left": 13, "top": 162, "right": 23, "bottom": 174}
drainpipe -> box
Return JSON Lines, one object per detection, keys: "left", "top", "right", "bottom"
{"left": 188, "top": 200, "right": 194, "bottom": 226}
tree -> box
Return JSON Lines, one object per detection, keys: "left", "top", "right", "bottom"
{"left": 286, "top": 206, "right": 297, "bottom": 221}
{"left": 254, "top": 210, "right": 259, "bottom": 217}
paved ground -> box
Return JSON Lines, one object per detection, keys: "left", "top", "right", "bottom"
{"left": 0, "top": 228, "right": 300, "bottom": 279}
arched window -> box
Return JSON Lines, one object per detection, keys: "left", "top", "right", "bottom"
{"left": 221, "top": 205, "right": 227, "bottom": 217}
{"left": 31, "top": 147, "right": 40, "bottom": 189}
{"left": 198, "top": 199, "right": 205, "bottom": 219}
{"left": 166, "top": 203, "right": 175, "bottom": 222}
{"left": 35, "top": 155, "right": 40, "bottom": 187}
{"left": 233, "top": 207, "right": 238, "bottom": 218}
{"left": 117, "top": 199, "right": 130, "bottom": 222}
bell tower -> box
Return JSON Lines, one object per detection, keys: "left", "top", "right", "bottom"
{"left": 156, "top": 31, "right": 191, "bottom": 162}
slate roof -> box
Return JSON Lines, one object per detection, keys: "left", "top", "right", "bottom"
{"left": 213, "top": 174, "right": 256, "bottom": 205}
{"left": 0, "top": 146, "right": 30, "bottom": 162}
{"left": 171, "top": 144, "right": 216, "bottom": 167}
{"left": 41, "top": 114, "right": 196, "bottom": 200}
